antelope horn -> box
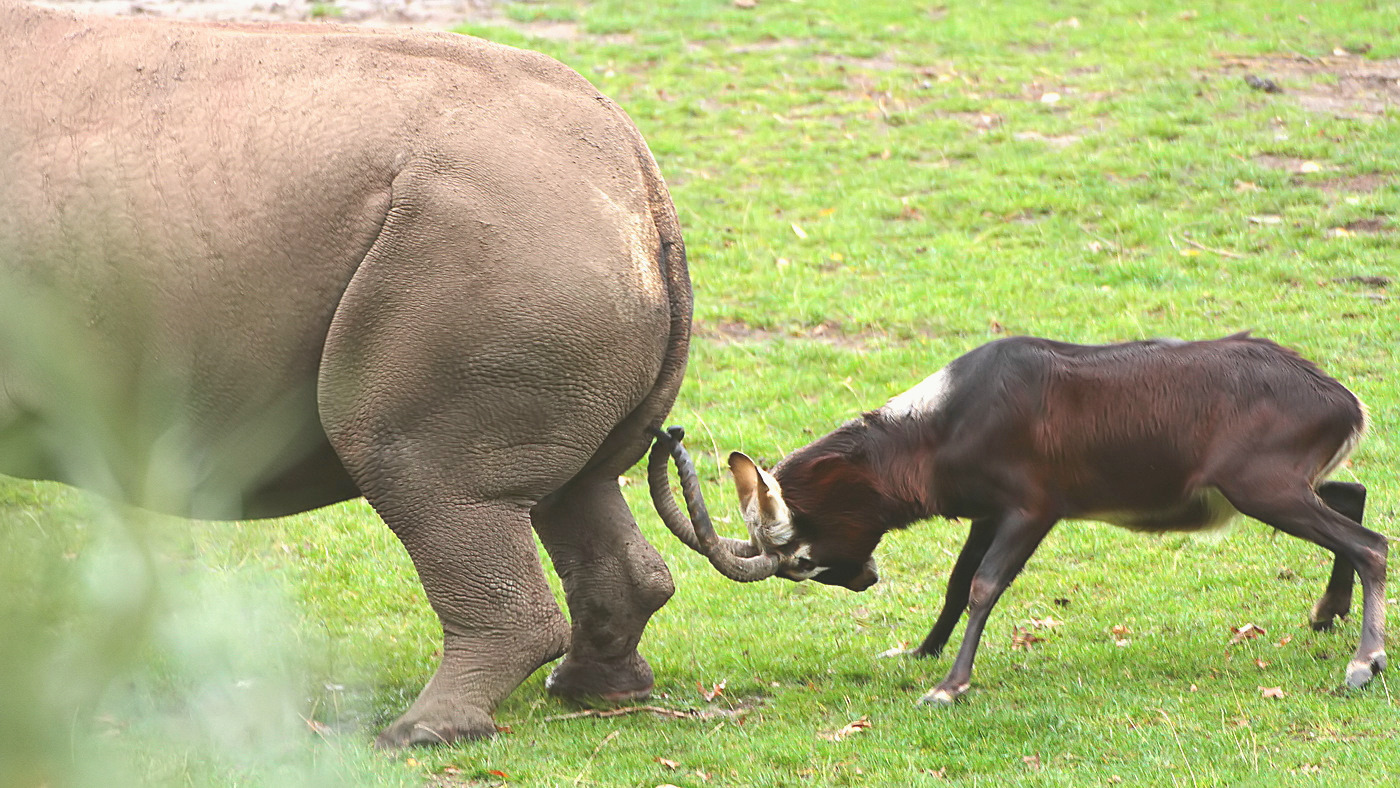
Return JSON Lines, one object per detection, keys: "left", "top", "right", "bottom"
{"left": 648, "top": 427, "right": 779, "bottom": 582}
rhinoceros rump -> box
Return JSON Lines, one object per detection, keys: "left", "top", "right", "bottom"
{"left": 0, "top": 1, "right": 695, "bottom": 746}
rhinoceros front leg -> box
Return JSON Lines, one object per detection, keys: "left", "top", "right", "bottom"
{"left": 532, "top": 469, "right": 674, "bottom": 702}
{"left": 372, "top": 496, "right": 570, "bottom": 747}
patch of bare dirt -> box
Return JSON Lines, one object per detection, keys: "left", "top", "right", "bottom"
{"left": 32, "top": 0, "right": 628, "bottom": 40}
{"left": 34, "top": 0, "right": 495, "bottom": 28}
{"left": 1012, "top": 130, "right": 1081, "bottom": 148}
{"left": 697, "top": 319, "right": 943, "bottom": 351}
{"left": 1252, "top": 153, "right": 1320, "bottom": 173}
{"left": 1342, "top": 217, "right": 1390, "bottom": 234}
{"left": 1252, "top": 155, "right": 1390, "bottom": 193}
{"left": 1311, "top": 173, "right": 1387, "bottom": 193}
{"left": 697, "top": 319, "right": 880, "bottom": 351}
{"left": 816, "top": 52, "right": 900, "bottom": 71}
{"left": 1220, "top": 52, "right": 1400, "bottom": 120}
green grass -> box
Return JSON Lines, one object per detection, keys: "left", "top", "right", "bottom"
{"left": 4, "top": 0, "right": 1400, "bottom": 785}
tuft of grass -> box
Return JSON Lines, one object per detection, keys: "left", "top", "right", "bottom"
{"left": 5, "top": 0, "right": 1399, "bottom": 785}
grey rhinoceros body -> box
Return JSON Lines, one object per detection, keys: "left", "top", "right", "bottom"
{"left": 0, "top": 1, "right": 689, "bottom": 746}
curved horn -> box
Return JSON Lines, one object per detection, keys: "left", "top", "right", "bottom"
{"left": 648, "top": 427, "right": 779, "bottom": 582}
{"left": 647, "top": 427, "right": 760, "bottom": 557}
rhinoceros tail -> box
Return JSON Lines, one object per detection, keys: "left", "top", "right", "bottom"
{"left": 632, "top": 120, "right": 691, "bottom": 437}
{"left": 616, "top": 99, "right": 692, "bottom": 447}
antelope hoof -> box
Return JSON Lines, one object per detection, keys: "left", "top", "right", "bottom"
{"left": 1309, "top": 599, "right": 1350, "bottom": 631}
{"left": 1345, "top": 651, "right": 1386, "bottom": 689}
{"left": 1309, "top": 609, "right": 1348, "bottom": 632}
{"left": 876, "top": 646, "right": 916, "bottom": 659}
{"left": 917, "top": 685, "right": 966, "bottom": 706}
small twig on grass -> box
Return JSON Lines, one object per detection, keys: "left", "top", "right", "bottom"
{"left": 542, "top": 705, "right": 748, "bottom": 722}
{"left": 1154, "top": 708, "right": 1199, "bottom": 787}
{"left": 571, "top": 729, "right": 620, "bottom": 786}
{"left": 1168, "top": 233, "right": 1244, "bottom": 259}
{"left": 1077, "top": 223, "right": 1118, "bottom": 253}
{"left": 1180, "top": 236, "right": 1246, "bottom": 259}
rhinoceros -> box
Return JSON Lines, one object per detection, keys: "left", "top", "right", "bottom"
{"left": 0, "top": 1, "right": 770, "bottom": 747}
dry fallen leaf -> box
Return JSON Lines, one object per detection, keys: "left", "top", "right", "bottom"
{"left": 1029, "top": 615, "right": 1064, "bottom": 630}
{"left": 791, "top": 222, "right": 808, "bottom": 239}
{"left": 1247, "top": 215, "right": 1284, "bottom": 225}
{"left": 698, "top": 679, "right": 727, "bottom": 702}
{"left": 1022, "top": 754, "right": 1043, "bottom": 770}
{"left": 658, "top": 758, "right": 681, "bottom": 771}
{"left": 1011, "top": 626, "right": 1045, "bottom": 651}
{"left": 877, "top": 642, "right": 911, "bottom": 659}
{"left": 1297, "top": 160, "right": 1323, "bottom": 174}
{"left": 1275, "top": 635, "right": 1293, "bottom": 648}
{"left": 1261, "top": 686, "right": 1285, "bottom": 699}
{"left": 733, "top": 0, "right": 757, "bottom": 7}
{"left": 304, "top": 717, "right": 333, "bottom": 735}
{"left": 1230, "top": 622, "right": 1266, "bottom": 645}
{"left": 1039, "top": 92, "right": 1062, "bottom": 105}
{"left": 818, "top": 716, "right": 873, "bottom": 742}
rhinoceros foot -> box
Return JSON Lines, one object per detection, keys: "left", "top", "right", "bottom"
{"left": 544, "top": 651, "right": 654, "bottom": 704}
{"left": 375, "top": 702, "right": 498, "bottom": 748}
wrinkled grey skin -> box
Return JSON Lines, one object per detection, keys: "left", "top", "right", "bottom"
{"left": 0, "top": 2, "right": 688, "bottom": 747}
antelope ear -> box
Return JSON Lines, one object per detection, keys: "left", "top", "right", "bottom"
{"left": 728, "top": 452, "right": 794, "bottom": 546}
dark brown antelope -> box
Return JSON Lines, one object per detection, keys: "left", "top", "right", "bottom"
{"left": 656, "top": 334, "right": 1387, "bottom": 705}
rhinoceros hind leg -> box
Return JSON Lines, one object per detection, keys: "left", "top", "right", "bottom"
{"left": 364, "top": 496, "right": 570, "bottom": 747}
{"left": 533, "top": 469, "right": 674, "bottom": 702}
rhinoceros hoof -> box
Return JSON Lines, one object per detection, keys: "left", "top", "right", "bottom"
{"left": 375, "top": 706, "right": 497, "bottom": 748}
{"left": 1345, "top": 651, "right": 1387, "bottom": 689}
{"left": 544, "top": 653, "right": 654, "bottom": 704}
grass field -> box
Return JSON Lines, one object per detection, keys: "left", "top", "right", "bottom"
{"left": 3, "top": 0, "right": 1398, "bottom": 785}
